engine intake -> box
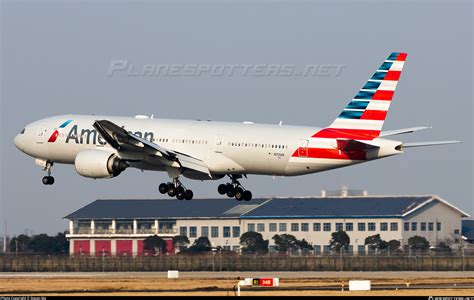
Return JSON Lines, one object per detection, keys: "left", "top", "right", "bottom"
{"left": 74, "top": 149, "right": 128, "bottom": 179}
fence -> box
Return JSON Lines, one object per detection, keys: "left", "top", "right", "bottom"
{"left": 0, "top": 254, "right": 472, "bottom": 272}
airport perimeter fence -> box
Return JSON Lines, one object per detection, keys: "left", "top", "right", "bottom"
{"left": 0, "top": 254, "right": 473, "bottom": 272}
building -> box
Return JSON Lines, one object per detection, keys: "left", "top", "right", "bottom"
{"left": 65, "top": 195, "right": 469, "bottom": 256}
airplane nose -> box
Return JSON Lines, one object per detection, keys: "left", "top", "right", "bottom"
{"left": 14, "top": 133, "right": 24, "bottom": 151}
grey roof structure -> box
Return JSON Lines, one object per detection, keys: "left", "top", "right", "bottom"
{"left": 64, "top": 198, "right": 268, "bottom": 220}
{"left": 65, "top": 195, "right": 469, "bottom": 220}
{"left": 241, "top": 196, "right": 432, "bottom": 219}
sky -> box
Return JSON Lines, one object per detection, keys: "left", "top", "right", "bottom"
{"left": 1, "top": 0, "right": 472, "bottom": 235}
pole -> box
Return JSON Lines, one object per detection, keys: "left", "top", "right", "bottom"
{"left": 2, "top": 221, "right": 6, "bottom": 254}
{"left": 340, "top": 248, "right": 343, "bottom": 271}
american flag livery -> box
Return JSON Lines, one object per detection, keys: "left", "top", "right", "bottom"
{"left": 314, "top": 52, "right": 407, "bottom": 141}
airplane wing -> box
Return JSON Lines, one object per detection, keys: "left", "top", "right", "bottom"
{"left": 380, "top": 126, "right": 431, "bottom": 137}
{"left": 92, "top": 120, "right": 211, "bottom": 176}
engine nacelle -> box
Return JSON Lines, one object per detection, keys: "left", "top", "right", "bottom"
{"left": 74, "top": 149, "right": 128, "bottom": 179}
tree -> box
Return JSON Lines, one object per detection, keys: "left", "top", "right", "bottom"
{"left": 329, "top": 231, "right": 350, "bottom": 253}
{"left": 9, "top": 234, "right": 31, "bottom": 253}
{"left": 364, "top": 234, "right": 386, "bottom": 252}
{"left": 408, "top": 235, "right": 430, "bottom": 251}
{"left": 433, "top": 241, "right": 452, "bottom": 253}
{"left": 172, "top": 235, "right": 190, "bottom": 252}
{"left": 240, "top": 232, "right": 268, "bottom": 255}
{"left": 272, "top": 234, "right": 298, "bottom": 254}
{"left": 296, "top": 238, "right": 313, "bottom": 254}
{"left": 30, "top": 234, "right": 55, "bottom": 254}
{"left": 143, "top": 235, "right": 167, "bottom": 255}
{"left": 188, "top": 237, "right": 212, "bottom": 253}
{"left": 387, "top": 239, "right": 401, "bottom": 253}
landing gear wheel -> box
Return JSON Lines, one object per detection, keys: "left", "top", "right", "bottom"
{"left": 217, "top": 184, "right": 228, "bottom": 195}
{"left": 234, "top": 187, "right": 244, "bottom": 201}
{"left": 226, "top": 187, "right": 235, "bottom": 198}
{"left": 176, "top": 191, "right": 185, "bottom": 200}
{"left": 159, "top": 183, "right": 169, "bottom": 194}
{"left": 168, "top": 185, "right": 177, "bottom": 197}
{"left": 243, "top": 190, "right": 252, "bottom": 201}
{"left": 42, "top": 176, "right": 54, "bottom": 185}
{"left": 184, "top": 190, "right": 193, "bottom": 200}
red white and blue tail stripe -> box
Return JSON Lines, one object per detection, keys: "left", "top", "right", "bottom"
{"left": 314, "top": 52, "right": 407, "bottom": 140}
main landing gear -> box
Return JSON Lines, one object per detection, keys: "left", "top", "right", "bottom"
{"left": 42, "top": 161, "right": 54, "bottom": 185}
{"left": 218, "top": 176, "right": 252, "bottom": 201}
{"left": 158, "top": 179, "right": 193, "bottom": 200}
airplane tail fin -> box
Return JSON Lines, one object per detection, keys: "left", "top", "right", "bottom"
{"left": 314, "top": 52, "right": 407, "bottom": 140}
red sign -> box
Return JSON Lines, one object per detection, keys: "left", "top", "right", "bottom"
{"left": 258, "top": 278, "right": 274, "bottom": 287}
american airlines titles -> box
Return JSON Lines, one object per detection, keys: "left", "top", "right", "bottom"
{"left": 65, "top": 125, "right": 154, "bottom": 145}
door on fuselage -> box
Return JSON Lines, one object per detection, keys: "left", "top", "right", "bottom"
{"left": 36, "top": 126, "right": 47, "bottom": 144}
{"left": 214, "top": 135, "right": 225, "bottom": 153}
{"left": 298, "top": 139, "right": 309, "bottom": 157}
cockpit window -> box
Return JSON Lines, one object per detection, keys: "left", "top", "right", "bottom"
{"left": 20, "top": 128, "right": 25, "bottom": 134}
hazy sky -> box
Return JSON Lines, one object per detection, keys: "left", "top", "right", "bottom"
{"left": 1, "top": 0, "right": 472, "bottom": 235}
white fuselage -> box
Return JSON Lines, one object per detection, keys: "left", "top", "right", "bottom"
{"left": 14, "top": 114, "right": 403, "bottom": 180}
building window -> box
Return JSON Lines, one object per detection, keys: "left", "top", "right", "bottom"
{"left": 201, "top": 226, "right": 209, "bottom": 237}
{"left": 411, "top": 222, "right": 417, "bottom": 231}
{"left": 428, "top": 222, "right": 434, "bottom": 231}
{"left": 301, "top": 223, "right": 309, "bottom": 232}
{"left": 336, "top": 223, "right": 343, "bottom": 231}
{"left": 390, "top": 222, "right": 398, "bottom": 231}
{"left": 404, "top": 222, "right": 410, "bottom": 231}
{"left": 323, "top": 223, "right": 331, "bottom": 232}
{"left": 420, "top": 222, "right": 426, "bottom": 231}
{"left": 368, "top": 222, "right": 376, "bottom": 231}
{"left": 358, "top": 245, "right": 366, "bottom": 255}
{"left": 358, "top": 223, "right": 366, "bottom": 231}
{"left": 323, "top": 245, "right": 331, "bottom": 254}
{"left": 189, "top": 226, "right": 197, "bottom": 238}
{"left": 269, "top": 223, "right": 277, "bottom": 232}
{"left": 232, "top": 226, "right": 240, "bottom": 237}
{"left": 313, "top": 223, "right": 321, "bottom": 231}
{"left": 257, "top": 223, "right": 265, "bottom": 232}
{"left": 380, "top": 223, "right": 388, "bottom": 231}
{"left": 232, "top": 245, "right": 240, "bottom": 252}
{"left": 179, "top": 226, "right": 187, "bottom": 236}
{"left": 223, "top": 226, "right": 231, "bottom": 238}
{"left": 345, "top": 223, "right": 353, "bottom": 232}
{"left": 211, "top": 226, "right": 219, "bottom": 238}
{"left": 291, "top": 223, "right": 299, "bottom": 232}
{"left": 437, "top": 222, "right": 442, "bottom": 231}
{"left": 223, "top": 246, "right": 231, "bottom": 251}
{"left": 248, "top": 223, "right": 255, "bottom": 232}
{"left": 314, "top": 245, "right": 321, "bottom": 255}
{"left": 279, "top": 223, "right": 287, "bottom": 232}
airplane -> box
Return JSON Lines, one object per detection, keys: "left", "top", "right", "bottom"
{"left": 13, "top": 52, "right": 460, "bottom": 201}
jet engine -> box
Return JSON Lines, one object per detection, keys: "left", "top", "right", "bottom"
{"left": 74, "top": 149, "right": 128, "bottom": 179}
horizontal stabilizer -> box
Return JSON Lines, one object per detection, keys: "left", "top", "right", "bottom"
{"left": 403, "top": 141, "right": 462, "bottom": 148}
{"left": 336, "top": 138, "right": 380, "bottom": 149}
{"left": 380, "top": 126, "right": 431, "bottom": 137}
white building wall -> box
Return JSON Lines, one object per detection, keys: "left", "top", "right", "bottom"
{"left": 402, "top": 201, "right": 463, "bottom": 247}
{"left": 239, "top": 218, "right": 403, "bottom": 252}
{"left": 176, "top": 219, "right": 242, "bottom": 250}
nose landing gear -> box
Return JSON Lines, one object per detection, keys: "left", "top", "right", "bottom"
{"left": 41, "top": 161, "right": 54, "bottom": 185}
{"left": 159, "top": 179, "right": 193, "bottom": 200}
{"left": 218, "top": 175, "right": 252, "bottom": 201}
